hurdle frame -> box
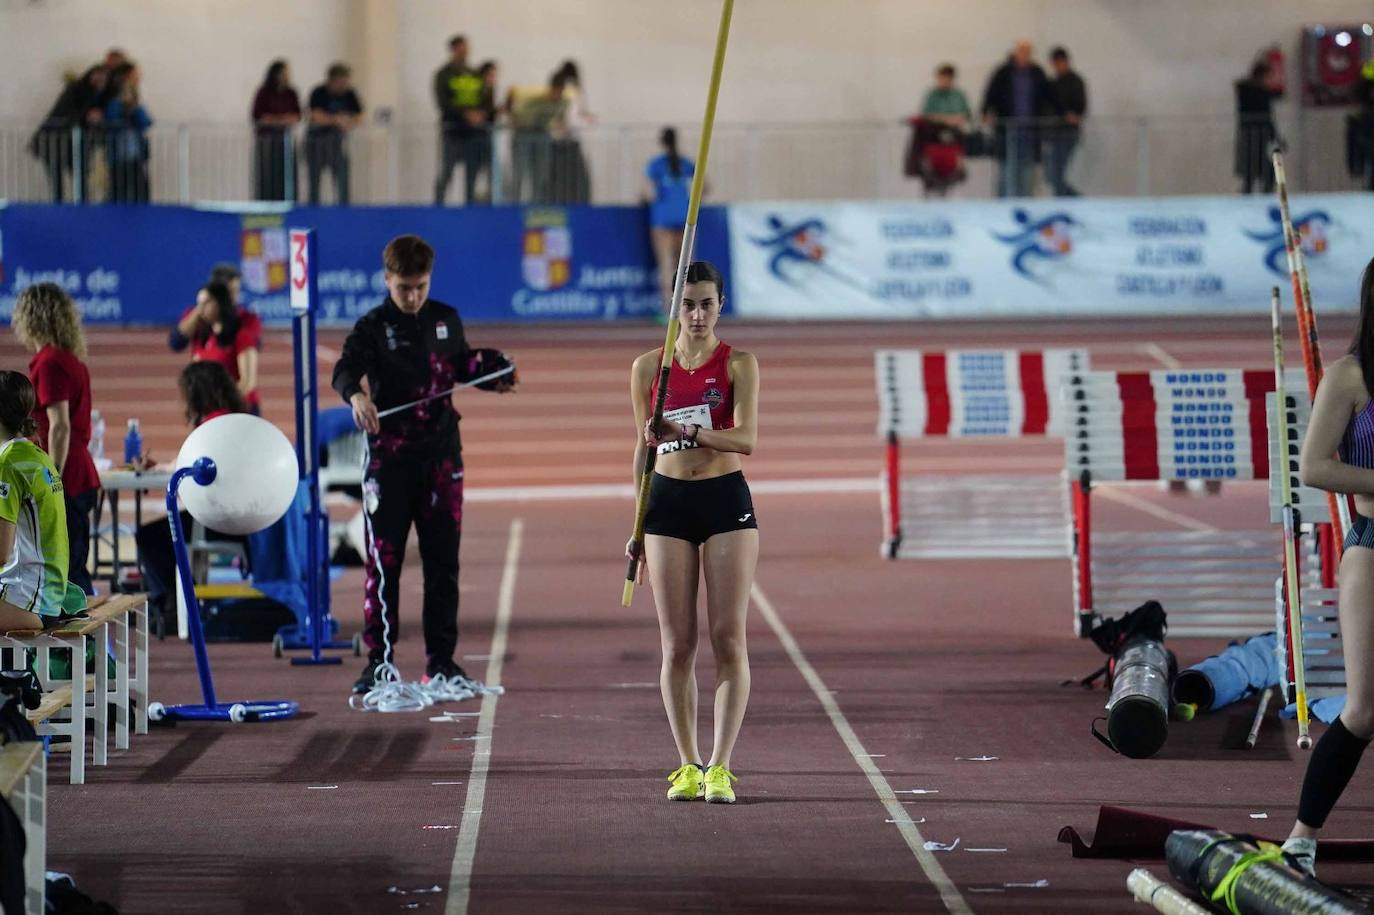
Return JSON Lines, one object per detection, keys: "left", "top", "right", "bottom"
{"left": 1267, "top": 390, "right": 1346, "bottom": 712}
{"left": 1067, "top": 369, "right": 1285, "bottom": 639}
{"left": 878, "top": 348, "right": 1087, "bottom": 561}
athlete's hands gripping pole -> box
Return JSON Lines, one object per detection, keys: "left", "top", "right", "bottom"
{"left": 622, "top": 0, "right": 735, "bottom": 607}
{"left": 1272, "top": 286, "right": 1312, "bottom": 751}
{"left": 1273, "top": 148, "right": 1352, "bottom": 544}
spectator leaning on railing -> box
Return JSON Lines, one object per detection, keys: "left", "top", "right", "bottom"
{"left": 1235, "top": 57, "right": 1282, "bottom": 195}
{"left": 551, "top": 60, "right": 593, "bottom": 204}
{"left": 471, "top": 60, "right": 503, "bottom": 202}
{"left": 433, "top": 35, "right": 488, "bottom": 206}
{"left": 1353, "top": 59, "right": 1374, "bottom": 191}
{"left": 28, "top": 65, "right": 108, "bottom": 204}
{"left": 103, "top": 62, "right": 152, "bottom": 204}
{"left": 306, "top": 63, "right": 364, "bottom": 206}
{"left": 981, "top": 39, "right": 1056, "bottom": 199}
{"left": 252, "top": 60, "right": 303, "bottom": 202}
{"left": 921, "top": 64, "right": 972, "bottom": 130}
{"left": 1045, "top": 47, "right": 1086, "bottom": 198}
{"left": 508, "top": 72, "right": 569, "bottom": 205}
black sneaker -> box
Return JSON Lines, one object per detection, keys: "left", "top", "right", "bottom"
{"left": 423, "top": 659, "right": 468, "bottom": 683}
{"left": 353, "top": 659, "right": 384, "bottom": 694}
{"left": 423, "top": 658, "right": 503, "bottom": 697}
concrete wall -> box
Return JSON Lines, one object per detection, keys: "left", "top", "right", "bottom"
{"left": 3, "top": 0, "right": 1371, "bottom": 127}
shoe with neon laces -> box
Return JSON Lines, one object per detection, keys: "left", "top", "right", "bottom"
{"left": 666, "top": 764, "right": 705, "bottom": 801}
{"left": 704, "top": 765, "right": 737, "bottom": 804}
{"left": 422, "top": 659, "right": 504, "bottom": 698}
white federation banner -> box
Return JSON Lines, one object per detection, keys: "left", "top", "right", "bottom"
{"left": 727, "top": 194, "right": 1374, "bottom": 319}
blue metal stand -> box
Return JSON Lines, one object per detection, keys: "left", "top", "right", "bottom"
{"left": 147, "top": 460, "right": 299, "bottom": 724}
{"left": 276, "top": 227, "right": 352, "bottom": 665}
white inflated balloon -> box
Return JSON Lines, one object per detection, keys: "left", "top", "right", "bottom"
{"left": 175, "top": 414, "right": 299, "bottom": 535}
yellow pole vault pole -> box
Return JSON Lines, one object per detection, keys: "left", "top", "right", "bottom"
{"left": 623, "top": 0, "right": 735, "bottom": 607}
{"left": 1272, "top": 287, "right": 1312, "bottom": 750}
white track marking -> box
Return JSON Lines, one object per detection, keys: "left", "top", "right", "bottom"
{"left": 1095, "top": 487, "right": 1217, "bottom": 533}
{"left": 445, "top": 518, "right": 523, "bottom": 915}
{"left": 1140, "top": 343, "right": 1182, "bottom": 369}
{"left": 752, "top": 584, "right": 972, "bottom": 915}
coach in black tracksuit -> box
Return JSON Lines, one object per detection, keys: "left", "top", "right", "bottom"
{"left": 332, "top": 234, "right": 512, "bottom": 694}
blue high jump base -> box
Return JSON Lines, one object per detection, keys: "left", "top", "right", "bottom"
{"left": 275, "top": 226, "right": 354, "bottom": 666}
{"left": 147, "top": 459, "right": 298, "bottom": 723}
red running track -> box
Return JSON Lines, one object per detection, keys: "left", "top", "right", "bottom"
{"left": 4, "top": 315, "right": 1369, "bottom": 913}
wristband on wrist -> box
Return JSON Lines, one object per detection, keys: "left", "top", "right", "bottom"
{"left": 686, "top": 424, "right": 700, "bottom": 444}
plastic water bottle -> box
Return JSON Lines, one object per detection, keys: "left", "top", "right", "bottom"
{"left": 123, "top": 418, "right": 142, "bottom": 466}
{"left": 89, "top": 410, "right": 106, "bottom": 465}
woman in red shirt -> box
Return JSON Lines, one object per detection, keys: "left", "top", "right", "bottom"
{"left": 627, "top": 261, "right": 761, "bottom": 805}
{"left": 135, "top": 362, "right": 248, "bottom": 637}
{"left": 169, "top": 281, "right": 263, "bottom": 414}
{"left": 11, "top": 282, "right": 100, "bottom": 594}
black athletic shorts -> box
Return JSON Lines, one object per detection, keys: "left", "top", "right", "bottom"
{"left": 1346, "top": 514, "right": 1374, "bottom": 551}
{"left": 644, "top": 471, "right": 758, "bottom": 546}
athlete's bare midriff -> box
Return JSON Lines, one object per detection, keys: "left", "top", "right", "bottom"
{"left": 655, "top": 444, "right": 742, "bottom": 481}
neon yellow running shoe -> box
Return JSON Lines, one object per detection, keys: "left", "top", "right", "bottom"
{"left": 666, "top": 764, "right": 705, "bottom": 801}
{"left": 704, "top": 765, "right": 737, "bottom": 804}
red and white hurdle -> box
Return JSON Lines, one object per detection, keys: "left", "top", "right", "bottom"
{"left": 876, "top": 348, "right": 1088, "bottom": 559}
{"left": 1065, "top": 369, "right": 1286, "bottom": 638}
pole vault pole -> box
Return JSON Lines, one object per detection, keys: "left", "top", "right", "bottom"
{"left": 1273, "top": 149, "right": 1351, "bottom": 548}
{"left": 622, "top": 0, "right": 735, "bottom": 607}
{"left": 1272, "top": 287, "right": 1312, "bottom": 751}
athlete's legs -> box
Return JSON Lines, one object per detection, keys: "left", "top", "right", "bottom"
{"left": 1289, "top": 547, "right": 1374, "bottom": 840}
{"left": 362, "top": 453, "right": 418, "bottom": 664}
{"left": 646, "top": 533, "right": 702, "bottom": 766}
{"left": 650, "top": 227, "right": 684, "bottom": 314}
{"left": 701, "top": 528, "right": 758, "bottom": 770}
{"left": 416, "top": 456, "right": 464, "bottom": 667}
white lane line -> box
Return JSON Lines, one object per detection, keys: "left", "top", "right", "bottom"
{"left": 751, "top": 584, "right": 972, "bottom": 915}
{"left": 445, "top": 518, "right": 523, "bottom": 915}
{"left": 1094, "top": 487, "right": 1218, "bottom": 533}
{"left": 1140, "top": 343, "right": 1182, "bottom": 369}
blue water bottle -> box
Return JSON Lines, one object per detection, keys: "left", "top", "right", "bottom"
{"left": 124, "top": 418, "right": 142, "bottom": 466}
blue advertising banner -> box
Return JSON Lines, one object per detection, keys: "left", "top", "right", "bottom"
{"left": 0, "top": 203, "right": 733, "bottom": 325}
{"left": 727, "top": 194, "right": 1374, "bottom": 318}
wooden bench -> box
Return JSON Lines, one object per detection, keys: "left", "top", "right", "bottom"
{"left": 0, "top": 593, "right": 150, "bottom": 784}
{"left": 68, "top": 594, "right": 151, "bottom": 751}
{"left": 24, "top": 684, "right": 73, "bottom": 727}
{"left": 0, "top": 742, "right": 45, "bottom": 914}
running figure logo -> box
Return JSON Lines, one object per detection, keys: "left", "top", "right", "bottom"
{"left": 749, "top": 214, "right": 864, "bottom": 289}
{"left": 991, "top": 209, "right": 1078, "bottom": 283}
{"left": 1243, "top": 206, "right": 1332, "bottom": 276}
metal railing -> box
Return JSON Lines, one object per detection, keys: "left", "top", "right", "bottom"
{"left": 1, "top": 109, "right": 1369, "bottom": 206}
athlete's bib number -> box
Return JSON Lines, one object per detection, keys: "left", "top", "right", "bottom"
{"left": 657, "top": 404, "right": 713, "bottom": 454}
